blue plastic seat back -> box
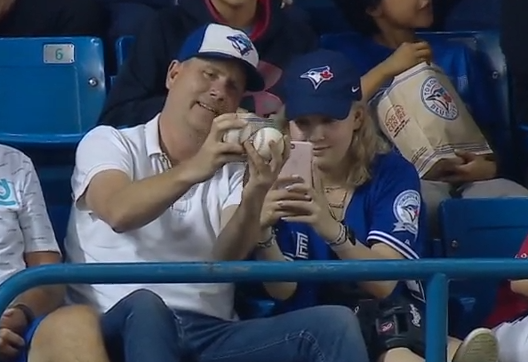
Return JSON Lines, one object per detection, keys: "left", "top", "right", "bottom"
{"left": 440, "top": 198, "right": 528, "bottom": 336}
{"left": 47, "top": 203, "right": 72, "bottom": 254}
{"left": 0, "top": 37, "right": 106, "bottom": 145}
{"left": 115, "top": 36, "right": 135, "bottom": 69}
{"left": 444, "top": 0, "right": 500, "bottom": 31}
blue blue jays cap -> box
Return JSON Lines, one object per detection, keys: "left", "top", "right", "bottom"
{"left": 178, "top": 23, "right": 265, "bottom": 92}
{"left": 282, "top": 49, "right": 363, "bottom": 120}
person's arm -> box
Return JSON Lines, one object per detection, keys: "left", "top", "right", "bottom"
{"left": 253, "top": 227, "right": 297, "bottom": 300}
{"left": 214, "top": 141, "right": 285, "bottom": 261}
{"left": 360, "top": 42, "right": 433, "bottom": 101}
{"left": 9, "top": 156, "right": 63, "bottom": 317}
{"left": 76, "top": 126, "right": 198, "bottom": 233}
{"left": 215, "top": 178, "right": 267, "bottom": 261}
{"left": 98, "top": 10, "right": 177, "bottom": 127}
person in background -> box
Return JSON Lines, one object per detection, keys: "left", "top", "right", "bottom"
{"left": 0, "top": 144, "right": 112, "bottom": 362}
{"left": 501, "top": 0, "right": 528, "bottom": 184}
{"left": 331, "top": 0, "right": 528, "bottom": 235}
{"left": 252, "top": 49, "right": 498, "bottom": 362}
{"left": 66, "top": 24, "right": 370, "bottom": 362}
{"left": 99, "top": 0, "right": 316, "bottom": 128}
{"left": 486, "top": 233, "right": 528, "bottom": 362}
{"left": 0, "top": 0, "right": 105, "bottom": 37}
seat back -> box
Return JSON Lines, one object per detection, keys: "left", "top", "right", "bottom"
{"left": 444, "top": 0, "right": 500, "bottom": 31}
{"left": 115, "top": 36, "right": 135, "bottom": 69}
{"left": 0, "top": 37, "right": 106, "bottom": 145}
{"left": 440, "top": 198, "right": 528, "bottom": 335}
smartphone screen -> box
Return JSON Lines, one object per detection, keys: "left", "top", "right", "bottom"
{"left": 278, "top": 141, "right": 313, "bottom": 186}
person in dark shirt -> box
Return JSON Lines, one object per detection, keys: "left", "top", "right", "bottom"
{"left": 99, "top": 0, "right": 317, "bottom": 127}
{"left": 0, "top": 0, "right": 105, "bottom": 37}
{"left": 330, "top": 0, "right": 528, "bottom": 236}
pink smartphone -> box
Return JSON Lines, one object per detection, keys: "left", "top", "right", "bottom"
{"left": 278, "top": 141, "right": 313, "bottom": 186}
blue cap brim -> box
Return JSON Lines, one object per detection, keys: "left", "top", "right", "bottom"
{"left": 285, "top": 95, "right": 354, "bottom": 121}
{"left": 197, "top": 52, "right": 265, "bottom": 92}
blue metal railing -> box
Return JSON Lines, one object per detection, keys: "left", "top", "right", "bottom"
{"left": 2, "top": 259, "right": 528, "bottom": 362}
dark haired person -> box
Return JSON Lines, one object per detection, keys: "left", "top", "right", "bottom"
{"left": 331, "top": 0, "right": 528, "bottom": 235}
{"left": 99, "top": 0, "right": 316, "bottom": 127}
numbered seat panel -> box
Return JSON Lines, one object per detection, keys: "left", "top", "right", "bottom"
{"left": 0, "top": 37, "right": 106, "bottom": 146}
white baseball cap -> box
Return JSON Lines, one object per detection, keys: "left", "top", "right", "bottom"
{"left": 177, "top": 23, "right": 264, "bottom": 92}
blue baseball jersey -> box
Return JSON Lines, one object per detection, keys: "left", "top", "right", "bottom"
{"left": 273, "top": 151, "right": 426, "bottom": 313}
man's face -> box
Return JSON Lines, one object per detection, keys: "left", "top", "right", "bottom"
{"left": 165, "top": 57, "right": 247, "bottom": 136}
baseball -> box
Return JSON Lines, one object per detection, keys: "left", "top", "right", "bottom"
{"left": 252, "top": 127, "right": 284, "bottom": 160}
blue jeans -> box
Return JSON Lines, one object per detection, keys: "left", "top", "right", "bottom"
{"left": 99, "top": 288, "right": 369, "bottom": 362}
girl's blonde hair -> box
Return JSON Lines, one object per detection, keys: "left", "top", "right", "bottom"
{"left": 274, "top": 103, "right": 390, "bottom": 187}
{"left": 345, "top": 102, "right": 390, "bottom": 187}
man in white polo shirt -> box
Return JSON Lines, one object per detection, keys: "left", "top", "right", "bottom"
{"left": 65, "top": 23, "right": 370, "bottom": 362}
{"left": 0, "top": 145, "right": 113, "bottom": 362}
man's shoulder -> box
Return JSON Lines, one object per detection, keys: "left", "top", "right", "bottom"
{"left": 80, "top": 124, "right": 147, "bottom": 151}
{"left": 0, "top": 144, "right": 33, "bottom": 179}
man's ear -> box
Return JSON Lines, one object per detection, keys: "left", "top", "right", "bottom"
{"left": 166, "top": 60, "right": 182, "bottom": 90}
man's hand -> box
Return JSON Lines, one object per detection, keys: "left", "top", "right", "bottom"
{"left": 0, "top": 308, "right": 28, "bottom": 336}
{"left": 186, "top": 113, "right": 247, "bottom": 183}
{"left": 243, "top": 135, "right": 289, "bottom": 195}
{"left": 0, "top": 0, "right": 16, "bottom": 21}
{"left": 379, "top": 41, "right": 433, "bottom": 78}
{"left": 439, "top": 150, "right": 497, "bottom": 183}
{"left": 0, "top": 327, "right": 24, "bottom": 360}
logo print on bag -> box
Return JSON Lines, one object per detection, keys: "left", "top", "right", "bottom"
{"left": 420, "top": 76, "right": 459, "bottom": 120}
{"left": 300, "top": 66, "right": 334, "bottom": 89}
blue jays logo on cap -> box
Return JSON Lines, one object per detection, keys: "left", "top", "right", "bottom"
{"left": 420, "top": 76, "right": 459, "bottom": 120}
{"left": 300, "top": 66, "right": 334, "bottom": 90}
{"left": 226, "top": 34, "right": 253, "bottom": 57}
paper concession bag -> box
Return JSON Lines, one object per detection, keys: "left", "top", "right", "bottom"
{"left": 372, "top": 62, "right": 492, "bottom": 178}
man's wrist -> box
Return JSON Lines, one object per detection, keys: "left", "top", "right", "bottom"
{"left": 242, "top": 183, "right": 268, "bottom": 203}
{"left": 172, "top": 161, "right": 203, "bottom": 187}
{"left": 10, "top": 304, "right": 34, "bottom": 326}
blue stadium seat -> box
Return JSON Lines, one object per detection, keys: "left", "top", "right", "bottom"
{"left": 116, "top": 36, "right": 135, "bottom": 69}
{"left": 47, "top": 204, "right": 72, "bottom": 254}
{"left": 444, "top": 0, "right": 500, "bottom": 31}
{"left": 439, "top": 198, "right": 528, "bottom": 336}
{"left": 0, "top": 37, "right": 106, "bottom": 146}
